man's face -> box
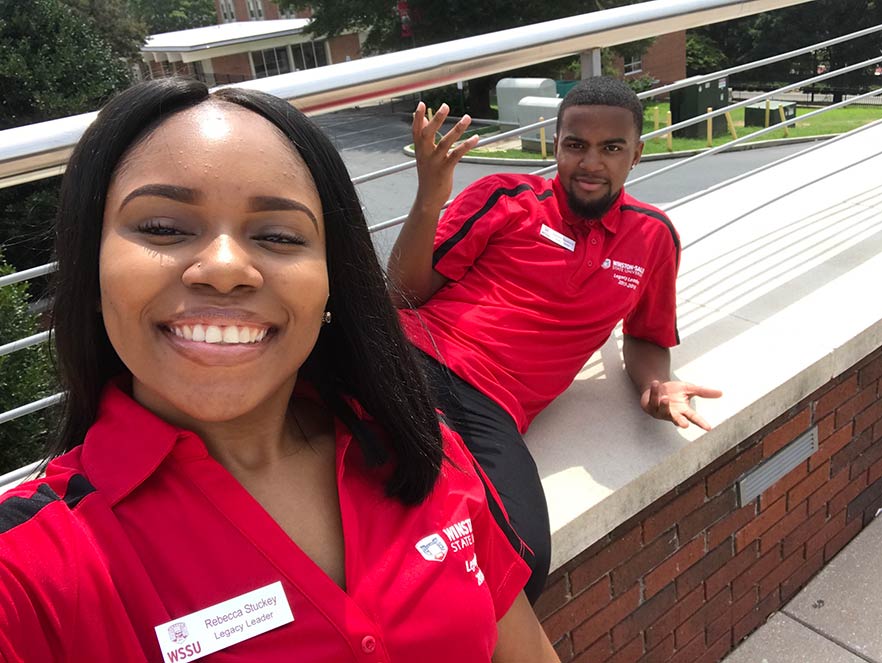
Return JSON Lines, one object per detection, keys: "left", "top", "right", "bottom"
{"left": 554, "top": 104, "right": 644, "bottom": 219}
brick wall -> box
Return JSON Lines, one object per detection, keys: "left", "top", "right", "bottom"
{"left": 208, "top": 53, "right": 253, "bottom": 83}
{"left": 538, "top": 346, "right": 882, "bottom": 662}
{"left": 610, "top": 31, "right": 686, "bottom": 86}
{"left": 328, "top": 33, "right": 361, "bottom": 64}
{"left": 640, "top": 31, "right": 686, "bottom": 86}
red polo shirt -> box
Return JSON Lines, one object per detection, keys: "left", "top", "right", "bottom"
{"left": 0, "top": 382, "right": 528, "bottom": 662}
{"left": 399, "top": 174, "right": 680, "bottom": 432}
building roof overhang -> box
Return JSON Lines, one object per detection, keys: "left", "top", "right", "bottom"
{"left": 141, "top": 19, "right": 313, "bottom": 63}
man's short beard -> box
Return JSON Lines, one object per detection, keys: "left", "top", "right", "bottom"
{"left": 566, "top": 189, "right": 618, "bottom": 220}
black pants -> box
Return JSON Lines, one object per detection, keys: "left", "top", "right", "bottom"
{"left": 419, "top": 351, "right": 551, "bottom": 604}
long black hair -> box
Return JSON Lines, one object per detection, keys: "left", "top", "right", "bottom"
{"left": 50, "top": 78, "right": 443, "bottom": 504}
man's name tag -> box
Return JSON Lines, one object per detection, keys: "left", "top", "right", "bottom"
{"left": 154, "top": 581, "right": 294, "bottom": 662}
{"left": 539, "top": 224, "right": 576, "bottom": 251}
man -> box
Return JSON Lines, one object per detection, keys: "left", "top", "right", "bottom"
{"left": 388, "top": 77, "right": 721, "bottom": 603}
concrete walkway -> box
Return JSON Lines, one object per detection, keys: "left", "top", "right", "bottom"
{"left": 724, "top": 514, "right": 882, "bottom": 662}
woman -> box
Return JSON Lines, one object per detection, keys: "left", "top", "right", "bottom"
{"left": 0, "top": 79, "right": 558, "bottom": 662}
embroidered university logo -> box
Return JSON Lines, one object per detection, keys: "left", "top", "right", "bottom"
{"left": 168, "top": 622, "right": 189, "bottom": 644}
{"left": 442, "top": 517, "right": 475, "bottom": 552}
{"left": 415, "top": 533, "right": 449, "bottom": 562}
{"left": 609, "top": 258, "right": 644, "bottom": 290}
{"left": 602, "top": 258, "right": 611, "bottom": 269}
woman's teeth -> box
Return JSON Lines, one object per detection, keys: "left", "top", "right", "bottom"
{"left": 170, "top": 324, "right": 268, "bottom": 344}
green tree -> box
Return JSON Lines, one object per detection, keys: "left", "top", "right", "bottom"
{"left": 60, "top": 0, "right": 147, "bottom": 59}
{"left": 686, "top": 32, "right": 728, "bottom": 76}
{"left": 0, "top": 255, "right": 55, "bottom": 475}
{"left": 689, "top": 0, "right": 882, "bottom": 93}
{"left": 129, "top": 0, "right": 217, "bottom": 34}
{"left": 0, "top": 0, "right": 133, "bottom": 273}
{"left": 0, "top": 0, "right": 132, "bottom": 129}
{"left": 0, "top": 1, "right": 133, "bottom": 475}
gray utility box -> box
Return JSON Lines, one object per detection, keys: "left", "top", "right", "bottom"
{"left": 517, "top": 96, "right": 561, "bottom": 154}
{"left": 670, "top": 78, "right": 730, "bottom": 139}
{"left": 744, "top": 101, "right": 797, "bottom": 127}
{"left": 497, "top": 78, "right": 557, "bottom": 128}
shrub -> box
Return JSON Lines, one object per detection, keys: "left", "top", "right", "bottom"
{"left": 0, "top": 256, "right": 55, "bottom": 475}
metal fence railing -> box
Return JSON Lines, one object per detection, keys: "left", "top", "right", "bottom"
{"left": 6, "top": 0, "right": 882, "bottom": 488}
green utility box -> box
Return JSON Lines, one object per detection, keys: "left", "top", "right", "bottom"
{"left": 744, "top": 101, "right": 797, "bottom": 127}
{"left": 555, "top": 80, "right": 579, "bottom": 98}
{"left": 669, "top": 78, "right": 729, "bottom": 139}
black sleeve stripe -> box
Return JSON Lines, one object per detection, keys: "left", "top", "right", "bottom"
{"left": 621, "top": 203, "right": 681, "bottom": 268}
{"left": 621, "top": 204, "right": 682, "bottom": 344}
{"left": 467, "top": 456, "right": 535, "bottom": 564}
{"left": 432, "top": 183, "right": 551, "bottom": 267}
{"left": 0, "top": 475, "right": 96, "bottom": 534}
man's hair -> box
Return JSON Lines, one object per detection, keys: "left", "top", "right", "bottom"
{"left": 556, "top": 76, "right": 644, "bottom": 138}
{"left": 50, "top": 78, "right": 443, "bottom": 504}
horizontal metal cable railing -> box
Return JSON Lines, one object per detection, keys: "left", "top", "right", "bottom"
{"left": 5, "top": 0, "right": 882, "bottom": 488}
{"left": 0, "top": 0, "right": 817, "bottom": 189}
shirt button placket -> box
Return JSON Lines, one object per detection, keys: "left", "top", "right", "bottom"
{"left": 571, "top": 225, "right": 603, "bottom": 288}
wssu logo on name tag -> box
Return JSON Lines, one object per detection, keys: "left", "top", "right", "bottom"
{"left": 154, "top": 581, "right": 294, "bottom": 662}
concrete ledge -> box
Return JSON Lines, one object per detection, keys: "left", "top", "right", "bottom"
{"left": 534, "top": 120, "right": 882, "bottom": 571}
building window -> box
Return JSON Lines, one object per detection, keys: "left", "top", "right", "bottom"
{"left": 252, "top": 46, "right": 291, "bottom": 78}
{"left": 219, "top": 0, "right": 235, "bottom": 22}
{"left": 279, "top": 6, "right": 298, "bottom": 18}
{"left": 624, "top": 57, "right": 643, "bottom": 76}
{"left": 291, "top": 40, "right": 328, "bottom": 71}
{"left": 246, "top": 0, "right": 264, "bottom": 20}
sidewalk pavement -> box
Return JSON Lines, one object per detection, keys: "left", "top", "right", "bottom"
{"left": 723, "top": 514, "right": 882, "bottom": 662}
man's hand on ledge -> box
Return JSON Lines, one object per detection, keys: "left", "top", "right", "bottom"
{"left": 640, "top": 380, "right": 723, "bottom": 431}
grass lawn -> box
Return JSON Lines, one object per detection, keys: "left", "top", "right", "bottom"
{"left": 469, "top": 101, "right": 882, "bottom": 159}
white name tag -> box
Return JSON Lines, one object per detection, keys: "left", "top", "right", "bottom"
{"left": 154, "top": 581, "right": 294, "bottom": 663}
{"left": 539, "top": 224, "right": 576, "bottom": 251}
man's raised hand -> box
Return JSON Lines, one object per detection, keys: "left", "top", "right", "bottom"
{"left": 412, "top": 102, "right": 480, "bottom": 210}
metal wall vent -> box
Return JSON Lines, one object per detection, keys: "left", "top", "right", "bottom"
{"left": 737, "top": 426, "right": 819, "bottom": 506}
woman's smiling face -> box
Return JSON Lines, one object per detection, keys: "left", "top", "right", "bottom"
{"left": 99, "top": 102, "right": 329, "bottom": 427}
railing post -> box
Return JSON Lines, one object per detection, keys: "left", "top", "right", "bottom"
{"left": 707, "top": 106, "right": 714, "bottom": 147}
{"left": 725, "top": 111, "right": 738, "bottom": 140}
{"left": 539, "top": 117, "right": 548, "bottom": 160}
{"left": 580, "top": 48, "right": 602, "bottom": 79}
{"left": 779, "top": 106, "right": 790, "bottom": 137}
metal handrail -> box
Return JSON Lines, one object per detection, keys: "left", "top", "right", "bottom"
{"left": 638, "top": 22, "right": 882, "bottom": 103}
{"left": 640, "top": 54, "right": 882, "bottom": 142}
{"left": 0, "top": 262, "right": 57, "bottom": 288}
{"left": 664, "top": 118, "right": 882, "bottom": 213}
{"left": 0, "top": 394, "right": 64, "bottom": 426}
{"left": 10, "top": 0, "right": 880, "bottom": 478}
{"left": 5, "top": 4, "right": 860, "bottom": 289}
{"left": 0, "top": 331, "right": 50, "bottom": 358}
{"left": 628, "top": 86, "right": 882, "bottom": 187}
{"left": 0, "top": 460, "right": 44, "bottom": 489}
{"left": 0, "top": 0, "right": 817, "bottom": 190}
{"left": 4, "top": 47, "right": 880, "bottom": 287}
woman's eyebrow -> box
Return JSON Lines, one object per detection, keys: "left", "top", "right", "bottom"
{"left": 248, "top": 196, "right": 318, "bottom": 230}
{"left": 119, "top": 184, "right": 201, "bottom": 210}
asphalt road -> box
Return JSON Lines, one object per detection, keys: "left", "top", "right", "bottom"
{"left": 312, "top": 104, "right": 818, "bottom": 262}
